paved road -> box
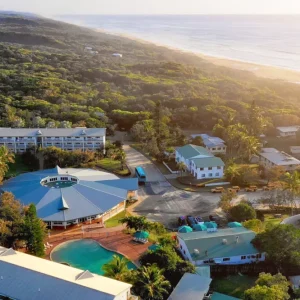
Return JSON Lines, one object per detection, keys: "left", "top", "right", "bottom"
{"left": 124, "top": 144, "right": 266, "bottom": 228}
{"left": 135, "top": 183, "right": 266, "bottom": 229}
{"left": 123, "top": 145, "right": 166, "bottom": 182}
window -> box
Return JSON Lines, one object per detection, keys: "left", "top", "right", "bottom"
{"left": 223, "top": 258, "right": 230, "bottom": 262}
{"left": 256, "top": 254, "right": 262, "bottom": 259}
{"left": 209, "top": 173, "right": 213, "bottom": 177}
{"left": 202, "top": 174, "right": 205, "bottom": 178}
{"left": 208, "top": 167, "right": 212, "bottom": 170}
{"left": 215, "top": 173, "right": 219, "bottom": 177}
{"left": 180, "top": 245, "right": 182, "bottom": 249}
{"left": 200, "top": 168, "right": 204, "bottom": 171}
{"left": 212, "top": 148, "right": 216, "bottom": 150}
{"left": 251, "top": 255, "right": 256, "bottom": 258}
{"left": 183, "top": 250, "right": 186, "bottom": 255}
{"left": 241, "top": 256, "right": 246, "bottom": 260}
{"left": 203, "top": 260, "right": 209, "bottom": 264}
{"left": 217, "top": 166, "right": 221, "bottom": 169}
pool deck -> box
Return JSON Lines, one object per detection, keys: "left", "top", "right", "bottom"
{"left": 46, "top": 225, "right": 150, "bottom": 265}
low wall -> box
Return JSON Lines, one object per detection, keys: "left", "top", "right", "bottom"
{"left": 163, "top": 161, "right": 179, "bottom": 174}
{"left": 205, "top": 182, "right": 230, "bottom": 187}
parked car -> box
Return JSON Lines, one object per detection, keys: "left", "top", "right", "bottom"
{"left": 228, "top": 186, "right": 240, "bottom": 192}
{"left": 186, "top": 215, "right": 197, "bottom": 227}
{"left": 195, "top": 216, "right": 204, "bottom": 224}
{"left": 245, "top": 185, "right": 258, "bottom": 192}
{"left": 178, "top": 216, "right": 187, "bottom": 226}
{"left": 211, "top": 187, "right": 224, "bottom": 193}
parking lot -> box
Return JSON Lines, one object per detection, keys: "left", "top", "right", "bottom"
{"left": 134, "top": 182, "right": 265, "bottom": 229}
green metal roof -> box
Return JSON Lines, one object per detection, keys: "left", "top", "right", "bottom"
{"left": 193, "top": 157, "right": 225, "bottom": 168}
{"left": 178, "top": 228, "right": 259, "bottom": 261}
{"left": 176, "top": 144, "right": 212, "bottom": 159}
{"left": 195, "top": 266, "right": 211, "bottom": 278}
{"left": 211, "top": 292, "right": 241, "bottom": 300}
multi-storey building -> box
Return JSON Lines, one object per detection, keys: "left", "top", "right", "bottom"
{"left": 0, "top": 128, "right": 105, "bottom": 153}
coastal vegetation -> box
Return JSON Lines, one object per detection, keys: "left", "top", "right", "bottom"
{"left": 2, "top": 15, "right": 300, "bottom": 158}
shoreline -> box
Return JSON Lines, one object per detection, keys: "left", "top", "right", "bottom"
{"left": 95, "top": 28, "right": 300, "bottom": 83}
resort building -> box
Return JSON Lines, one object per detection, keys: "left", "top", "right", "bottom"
{"left": 0, "top": 127, "right": 106, "bottom": 153}
{"left": 259, "top": 148, "right": 300, "bottom": 171}
{"left": 191, "top": 134, "right": 226, "bottom": 154}
{"left": 277, "top": 126, "right": 300, "bottom": 137}
{"left": 168, "top": 271, "right": 240, "bottom": 300}
{"left": 0, "top": 246, "right": 132, "bottom": 300}
{"left": 177, "top": 227, "right": 265, "bottom": 266}
{"left": 0, "top": 166, "right": 138, "bottom": 229}
{"left": 175, "top": 144, "right": 225, "bottom": 179}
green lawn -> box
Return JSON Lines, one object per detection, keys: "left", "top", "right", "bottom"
{"left": 96, "top": 158, "right": 130, "bottom": 176}
{"left": 6, "top": 155, "right": 31, "bottom": 178}
{"left": 263, "top": 213, "right": 289, "bottom": 229}
{"left": 105, "top": 210, "right": 128, "bottom": 228}
{"left": 211, "top": 275, "right": 257, "bottom": 298}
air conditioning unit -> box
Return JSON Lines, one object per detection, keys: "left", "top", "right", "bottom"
{"left": 222, "top": 239, "right": 227, "bottom": 244}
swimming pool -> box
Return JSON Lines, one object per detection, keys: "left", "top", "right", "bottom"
{"left": 51, "top": 239, "right": 136, "bottom": 275}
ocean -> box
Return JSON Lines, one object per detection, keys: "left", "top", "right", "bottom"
{"left": 57, "top": 15, "right": 300, "bottom": 71}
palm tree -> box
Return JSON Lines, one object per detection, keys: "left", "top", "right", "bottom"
{"left": 132, "top": 264, "right": 171, "bottom": 300}
{"left": 282, "top": 171, "right": 300, "bottom": 215}
{"left": 102, "top": 255, "right": 129, "bottom": 281}
{"left": 243, "top": 135, "right": 261, "bottom": 162}
{"left": 177, "top": 162, "right": 187, "bottom": 177}
{"left": 224, "top": 163, "right": 240, "bottom": 183}
{"left": 0, "top": 146, "right": 14, "bottom": 181}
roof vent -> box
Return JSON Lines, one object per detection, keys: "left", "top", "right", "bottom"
{"left": 76, "top": 270, "right": 95, "bottom": 281}
{"left": 236, "top": 236, "right": 239, "bottom": 243}
{"left": 80, "top": 129, "right": 86, "bottom": 135}
{"left": 0, "top": 248, "right": 17, "bottom": 256}
{"left": 194, "top": 249, "right": 200, "bottom": 255}
{"left": 36, "top": 130, "right": 42, "bottom": 136}
{"left": 222, "top": 239, "right": 227, "bottom": 245}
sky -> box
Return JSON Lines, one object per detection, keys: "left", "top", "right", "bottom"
{"left": 1, "top": 0, "right": 300, "bottom": 16}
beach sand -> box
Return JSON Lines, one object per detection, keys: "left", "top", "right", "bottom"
{"left": 96, "top": 29, "right": 300, "bottom": 83}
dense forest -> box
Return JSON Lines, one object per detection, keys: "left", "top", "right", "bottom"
{"left": 1, "top": 13, "right": 300, "bottom": 136}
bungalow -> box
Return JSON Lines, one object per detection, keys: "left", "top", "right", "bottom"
{"left": 259, "top": 148, "right": 300, "bottom": 171}
{"left": 277, "top": 126, "right": 300, "bottom": 137}
{"left": 177, "top": 227, "right": 265, "bottom": 266}
{"left": 191, "top": 134, "right": 226, "bottom": 154}
{"left": 175, "top": 144, "right": 225, "bottom": 179}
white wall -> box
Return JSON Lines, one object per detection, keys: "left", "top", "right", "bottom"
{"left": 191, "top": 162, "right": 224, "bottom": 179}
{"left": 175, "top": 151, "right": 192, "bottom": 171}
{"left": 177, "top": 238, "right": 265, "bottom": 266}
{"left": 207, "top": 145, "right": 227, "bottom": 154}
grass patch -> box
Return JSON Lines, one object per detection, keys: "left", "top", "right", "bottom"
{"left": 263, "top": 213, "right": 289, "bottom": 229}
{"left": 105, "top": 210, "right": 129, "bottom": 228}
{"left": 211, "top": 275, "right": 256, "bottom": 298}
{"left": 96, "top": 158, "right": 130, "bottom": 176}
{"left": 6, "top": 155, "right": 31, "bottom": 178}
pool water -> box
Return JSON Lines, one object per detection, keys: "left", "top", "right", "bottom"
{"left": 51, "top": 239, "right": 136, "bottom": 275}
